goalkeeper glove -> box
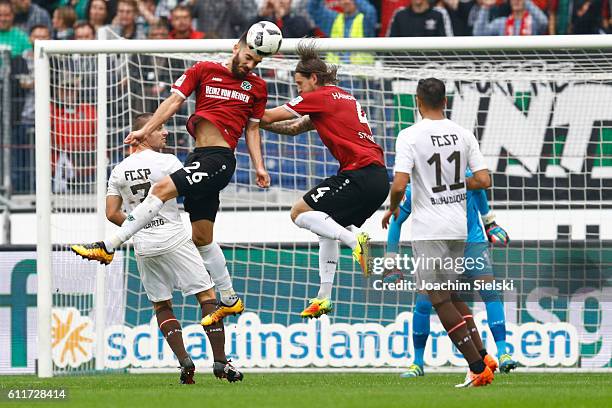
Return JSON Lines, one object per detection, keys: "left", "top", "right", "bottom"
{"left": 482, "top": 212, "right": 509, "bottom": 246}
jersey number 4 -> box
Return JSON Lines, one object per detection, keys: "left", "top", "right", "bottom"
{"left": 355, "top": 101, "right": 371, "bottom": 132}
{"left": 427, "top": 151, "right": 464, "bottom": 193}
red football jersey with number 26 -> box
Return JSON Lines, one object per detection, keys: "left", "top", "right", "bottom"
{"left": 283, "top": 86, "right": 385, "bottom": 171}
{"left": 171, "top": 61, "right": 268, "bottom": 149}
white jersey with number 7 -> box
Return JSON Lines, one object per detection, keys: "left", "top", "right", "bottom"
{"left": 394, "top": 118, "right": 488, "bottom": 241}
{"left": 107, "top": 149, "right": 189, "bottom": 256}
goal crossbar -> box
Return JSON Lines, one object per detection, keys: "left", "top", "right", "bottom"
{"left": 34, "top": 35, "right": 612, "bottom": 55}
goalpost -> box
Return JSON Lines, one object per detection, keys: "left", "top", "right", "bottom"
{"left": 35, "top": 36, "right": 612, "bottom": 377}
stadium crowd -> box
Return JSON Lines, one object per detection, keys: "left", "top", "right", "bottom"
{"left": 0, "top": 0, "right": 609, "bottom": 195}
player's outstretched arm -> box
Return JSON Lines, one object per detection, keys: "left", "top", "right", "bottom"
{"left": 124, "top": 93, "right": 184, "bottom": 145}
{"left": 466, "top": 169, "right": 491, "bottom": 190}
{"left": 106, "top": 195, "right": 126, "bottom": 227}
{"left": 245, "top": 120, "right": 270, "bottom": 188}
{"left": 260, "top": 106, "right": 314, "bottom": 136}
{"left": 260, "top": 116, "right": 315, "bottom": 136}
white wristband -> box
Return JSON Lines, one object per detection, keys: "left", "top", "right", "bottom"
{"left": 481, "top": 212, "right": 496, "bottom": 226}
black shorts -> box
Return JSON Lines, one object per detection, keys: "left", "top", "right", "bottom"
{"left": 170, "top": 147, "right": 236, "bottom": 223}
{"left": 303, "top": 164, "right": 389, "bottom": 227}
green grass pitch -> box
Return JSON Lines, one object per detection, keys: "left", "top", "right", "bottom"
{"left": 1, "top": 373, "right": 610, "bottom": 408}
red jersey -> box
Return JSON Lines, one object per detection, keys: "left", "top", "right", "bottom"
{"left": 171, "top": 61, "right": 267, "bottom": 149}
{"left": 283, "top": 86, "right": 385, "bottom": 172}
{"left": 169, "top": 29, "right": 205, "bottom": 39}
{"left": 50, "top": 103, "right": 97, "bottom": 151}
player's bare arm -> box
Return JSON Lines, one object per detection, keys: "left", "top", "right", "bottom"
{"left": 105, "top": 195, "right": 126, "bottom": 226}
{"left": 245, "top": 120, "right": 271, "bottom": 188}
{"left": 465, "top": 169, "right": 491, "bottom": 190}
{"left": 124, "top": 93, "right": 184, "bottom": 145}
{"left": 382, "top": 172, "right": 410, "bottom": 229}
{"left": 261, "top": 111, "right": 315, "bottom": 136}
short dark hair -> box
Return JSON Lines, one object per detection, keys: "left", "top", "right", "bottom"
{"left": 148, "top": 20, "right": 169, "bottom": 33}
{"left": 171, "top": 4, "right": 192, "bottom": 17}
{"left": 294, "top": 40, "right": 337, "bottom": 86}
{"left": 29, "top": 24, "right": 49, "bottom": 35}
{"left": 416, "top": 78, "right": 446, "bottom": 109}
{"left": 74, "top": 21, "right": 95, "bottom": 33}
{"left": 117, "top": 0, "right": 138, "bottom": 11}
{"left": 238, "top": 29, "right": 248, "bottom": 46}
{"left": 133, "top": 113, "right": 153, "bottom": 131}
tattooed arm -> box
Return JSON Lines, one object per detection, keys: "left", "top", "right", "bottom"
{"left": 260, "top": 115, "right": 315, "bottom": 136}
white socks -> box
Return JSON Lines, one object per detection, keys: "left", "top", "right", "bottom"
{"left": 294, "top": 211, "right": 357, "bottom": 250}
{"left": 317, "top": 237, "right": 338, "bottom": 299}
{"left": 197, "top": 242, "right": 236, "bottom": 304}
{"left": 104, "top": 194, "right": 164, "bottom": 251}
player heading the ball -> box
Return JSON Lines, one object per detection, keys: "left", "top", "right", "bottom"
{"left": 71, "top": 22, "right": 283, "bottom": 328}
{"left": 261, "top": 40, "right": 390, "bottom": 319}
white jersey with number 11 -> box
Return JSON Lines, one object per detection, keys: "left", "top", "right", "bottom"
{"left": 394, "top": 118, "right": 488, "bottom": 241}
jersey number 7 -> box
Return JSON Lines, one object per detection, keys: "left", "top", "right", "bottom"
{"left": 130, "top": 182, "right": 152, "bottom": 203}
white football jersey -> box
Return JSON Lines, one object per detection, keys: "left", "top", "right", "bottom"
{"left": 394, "top": 118, "right": 487, "bottom": 240}
{"left": 107, "top": 149, "right": 189, "bottom": 256}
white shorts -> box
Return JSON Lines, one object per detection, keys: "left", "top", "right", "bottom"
{"left": 411, "top": 240, "right": 465, "bottom": 289}
{"left": 136, "top": 240, "right": 214, "bottom": 302}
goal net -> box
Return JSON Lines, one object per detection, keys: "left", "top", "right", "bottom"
{"left": 35, "top": 37, "right": 612, "bottom": 376}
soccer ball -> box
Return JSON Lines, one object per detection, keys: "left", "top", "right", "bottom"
{"left": 246, "top": 21, "right": 283, "bottom": 57}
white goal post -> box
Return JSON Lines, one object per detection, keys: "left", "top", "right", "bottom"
{"left": 35, "top": 36, "right": 612, "bottom": 377}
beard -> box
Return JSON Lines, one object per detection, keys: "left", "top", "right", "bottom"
{"left": 231, "top": 54, "right": 247, "bottom": 79}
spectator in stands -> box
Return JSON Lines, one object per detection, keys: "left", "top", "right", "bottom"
{"left": 435, "top": 0, "right": 476, "bottom": 36}
{"left": 473, "top": 0, "right": 548, "bottom": 35}
{"left": 532, "top": 0, "right": 558, "bottom": 33}
{"left": 571, "top": 0, "right": 604, "bottom": 33}
{"left": 603, "top": 0, "right": 611, "bottom": 33}
{"left": 102, "top": 0, "right": 146, "bottom": 39}
{"left": 11, "top": 0, "right": 51, "bottom": 33}
{"left": 153, "top": 0, "right": 186, "bottom": 21}
{"left": 51, "top": 77, "right": 97, "bottom": 193}
{"left": 129, "top": 20, "right": 174, "bottom": 115}
{"left": 137, "top": 0, "right": 161, "bottom": 28}
{"left": 308, "top": 0, "right": 377, "bottom": 65}
{"left": 148, "top": 19, "right": 169, "bottom": 39}
{"left": 86, "top": 0, "right": 112, "bottom": 32}
{"left": 0, "top": 0, "right": 30, "bottom": 57}
{"left": 379, "top": 0, "right": 408, "bottom": 36}
{"left": 52, "top": 6, "right": 76, "bottom": 40}
{"left": 309, "top": 0, "right": 378, "bottom": 38}
{"left": 191, "top": 0, "right": 257, "bottom": 38}
{"left": 74, "top": 20, "right": 96, "bottom": 40}
{"left": 255, "top": 0, "right": 313, "bottom": 38}
{"left": 11, "top": 23, "right": 49, "bottom": 193}
{"left": 387, "top": 0, "right": 446, "bottom": 36}
{"left": 169, "top": 5, "right": 204, "bottom": 39}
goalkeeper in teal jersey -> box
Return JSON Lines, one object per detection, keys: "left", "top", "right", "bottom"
{"left": 387, "top": 169, "right": 518, "bottom": 377}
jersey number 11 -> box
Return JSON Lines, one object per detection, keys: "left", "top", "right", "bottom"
{"left": 427, "top": 151, "right": 464, "bottom": 193}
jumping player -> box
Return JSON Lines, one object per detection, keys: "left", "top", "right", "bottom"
{"left": 261, "top": 42, "right": 389, "bottom": 319}
{"left": 382, "top": 77, "right": 496, "bottom": 388}
{"left": 104, "top": 114, "right": 242, "bottom": 383}
{"left": 72, "top": 27, "right": 271, "bottom": 327}
{"left": 385, "top": 169, "right": 518, "bottom": 377}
